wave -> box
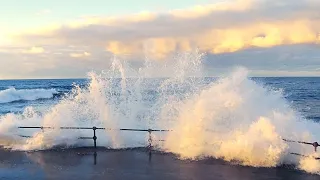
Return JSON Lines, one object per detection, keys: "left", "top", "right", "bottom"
{"left": 0, "top": 51, "right": 320, "bottom": 175}
{"left": 0, "top": 88, "right": 59, "bottom": 104}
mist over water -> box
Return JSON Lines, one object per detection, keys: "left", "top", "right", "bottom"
{"left": 0, "top": 51, "right": 320, "bottom": 174}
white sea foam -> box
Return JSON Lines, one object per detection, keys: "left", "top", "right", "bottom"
{"left": 0, "top": 51, "right": 319, "bottom": 174}
{"left": 0, "top": 88, "right": 58, "bottom": 103}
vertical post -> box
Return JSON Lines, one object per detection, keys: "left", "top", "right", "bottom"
{"left": 148, "top": 129, "right": 152, "bottom": 150}
{"left": 313, "top": 142, "right": 319, "bottom": 152}
{"left": 93, "top": 151, "right": 97, "bottom": 165}
{"left": 148, "top": 129, "right": 152, "bottom": 162}
{"left": 41, "top": 126, "right": 44, "bottom": 133}
{"left": 93, "top": 126, "right": 97, "bottom": 149}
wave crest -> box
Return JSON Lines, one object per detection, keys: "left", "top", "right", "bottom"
{"left": 0, "top": 88, "right": 58, "bottom": 103}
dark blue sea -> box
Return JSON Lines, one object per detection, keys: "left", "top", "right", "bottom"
{"left": 0, "top": 77, "right": 319, "bottom": 121}
{"left": 0, "top": 77, "right": 320, "bottom": 179}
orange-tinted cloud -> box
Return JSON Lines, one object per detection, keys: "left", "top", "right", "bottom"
{"left": 0, "top": 0, "right": 317, "bottom": 79}
{"left": 22, "top": 46, "right": 45, "bottom": 54}
{"left": 70, "top": 51, "right": 91, "bottom": 58}
{"left": 11, "top": 0, "right": 319, "bottom": 60}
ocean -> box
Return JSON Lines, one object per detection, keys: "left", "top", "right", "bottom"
{"left": 1, "top": 77, "right": 320, "bottom": 121}
{"left": 1, "top": 67, "right": 320, "bottom": 179}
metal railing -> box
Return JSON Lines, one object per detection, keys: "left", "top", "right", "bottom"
{"left": 17, "top": 126, "right": 320, "bottom": 159}
{"left": 18, "top": 126, "right": 171, "bottom": 149}
{"left": 283, "top": 138, "right": 320, "bottom": 153}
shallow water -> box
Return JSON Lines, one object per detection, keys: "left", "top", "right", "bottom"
{"left": 0, "top": 148, "right": 319, "bottom": 180}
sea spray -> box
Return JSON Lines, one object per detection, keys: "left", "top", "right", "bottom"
{"left": 0, "top": 51, "right": 320, "bottom": 174}
{"left": 299, "top": 154, "right": 320, "bottom": 174}
{"left": 163, "top": 66, "right": 320, "bottom": 172}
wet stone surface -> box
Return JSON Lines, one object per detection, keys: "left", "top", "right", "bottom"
{"left": 0, "top": 148, "right": 319, "bottom": 180}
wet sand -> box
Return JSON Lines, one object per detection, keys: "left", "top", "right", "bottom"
{"left": 0, "top": 147, "right": 319, "bottom": 180}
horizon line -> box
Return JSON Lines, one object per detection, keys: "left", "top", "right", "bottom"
{"left": 1, "top": 76, "right": 320, "bottom": 81}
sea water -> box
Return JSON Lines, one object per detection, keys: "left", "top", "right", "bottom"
{"left": 1, "top": 52, "right": 320, "bottom": 175}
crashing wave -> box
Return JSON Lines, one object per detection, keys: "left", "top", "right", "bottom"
{"left": 0, "top": 88, "right": 58, "bottom": 103}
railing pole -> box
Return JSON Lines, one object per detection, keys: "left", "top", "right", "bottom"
{"left": 148, "top": 129, "right": 152, "bottom": 162}
{"left": 94, "top": 151, "right": 97, "bottom": 165}
{"left": 93, "top": 126, "right": 97, "bottom": 149}
{"left": 148, "top": 129, "right": 152, "bottom": 150}
{"left": 313, "top": 142, "right": 319, "bottom": 152}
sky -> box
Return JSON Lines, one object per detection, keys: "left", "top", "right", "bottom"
{"left": 0, "top": 0, "right": 320, "bottom": 79}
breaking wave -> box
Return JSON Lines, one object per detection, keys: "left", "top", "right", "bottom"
{"left": 0, "top": 88, "right": 59, "bottom": 103}
{"left": 0, "top": 51, "right": 320, "bottom": 174}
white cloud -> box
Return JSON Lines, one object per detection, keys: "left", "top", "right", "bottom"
{"left": 12, "top": 0, "right": 319, "bottom": 59}
{"left": 1, "top": 0, "right": 320, "bottom": 78}
{"left": 70, "top": 51, "right": 91, "bottom": 58}
{"left": 21, "top": 46, "right": 45, "bottom": 54}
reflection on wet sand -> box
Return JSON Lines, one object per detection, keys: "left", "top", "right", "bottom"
{"left": 0, "top": 148, "right": 319, "bottom": 180}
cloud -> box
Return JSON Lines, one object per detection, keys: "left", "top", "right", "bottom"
{"left": 70, "top": 51, "right": 91, "bottom": 58}
{"left": 12, "top": 0, "right": 320, "bottom": 60}
{"left": 0, "top": 48, "right": 112, "bottom": 79}
{"left": 22, "top": 46, "right": 45, "bottom": 54}
{"left": 1, "top": 0, "right": 320, "bottom": 78}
